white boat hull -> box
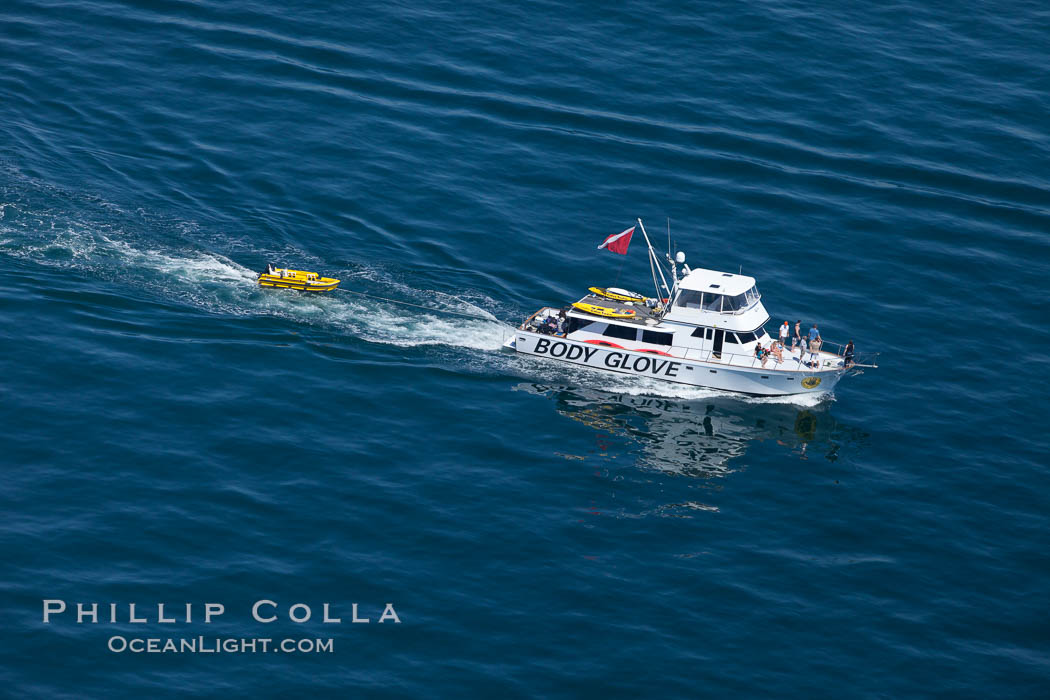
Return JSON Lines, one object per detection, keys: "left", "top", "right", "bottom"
{"left": 506, "top": 330, "right": 844, "bottom": 397}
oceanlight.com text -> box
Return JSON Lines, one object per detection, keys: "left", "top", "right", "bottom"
{"left": 107, "top": 636, "right": 334, "bottom": 654}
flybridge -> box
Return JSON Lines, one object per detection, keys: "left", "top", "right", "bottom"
{"left": 630, "top": 219, "right": 760, "bottom": 317}
{"left": 628, "top": 218, "right": 767, "bottom": 322}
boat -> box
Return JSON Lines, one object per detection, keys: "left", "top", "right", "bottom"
{"left": 503, "top": 218, "right": 878, "bottom": 396}
{"left": 258, "top": 264, "right": 340, "bottom": 293}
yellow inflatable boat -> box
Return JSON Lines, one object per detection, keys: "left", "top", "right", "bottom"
{"left": 258, "top": 264, "right": 340, "bottom": 293}
{"left": 571, "top": 302, "right": 636, "bottom": 319}
{"left": 588, "top": 286, "right": 646, "bottom": 303}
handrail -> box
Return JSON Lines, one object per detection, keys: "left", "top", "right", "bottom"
{"left": 798, "top": 337, "right": 880, "bottom": 368}
{"left": 668, "top": 344, "right": 834, "bottom": 371}
{"left": 670, "top": 337, "right": 886, "bottom": 372}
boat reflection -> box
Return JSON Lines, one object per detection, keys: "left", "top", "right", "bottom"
{"left": 514, "top": 383, "right": 868, "bottom": 478}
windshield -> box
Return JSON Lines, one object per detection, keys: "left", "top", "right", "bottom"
{"left": 675, "top": 290, "right": 702, "bottom": 309}
{"left": 675, "top": 285, "right": 760, "bottom": 313}
{"left": 722, "top": 293, "right": 747, "bottom": 312}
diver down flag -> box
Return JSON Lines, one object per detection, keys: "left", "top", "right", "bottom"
{"left": 597, "top": 226, "right": 635, "bottom": 255}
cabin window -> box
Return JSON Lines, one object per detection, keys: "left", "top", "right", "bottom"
{"left": 722, "top": 293, "right": 749, "bottom": 312}
{"left": 676, "top": 290, "right": 703, "bottom": 309}
{"left": 737, "top": 331, "right": 757, "bottom": 344}
{"left": 566, "top": 318, "right": 604, "bottom": 334}
{"left": 641, "top": 330, "right": 673, "bottom": 346}
{"left": 725, "top": 333, "right": 740, "bottom": 344}
{"left": 603, "top": 325, "right": 638, "bottom": 341}
{"left": 677, "top": 288, "right": 758, "bottom": 313}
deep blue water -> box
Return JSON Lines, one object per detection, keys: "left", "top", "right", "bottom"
{"left": 2, "top": 0, "right": 1049, "bottom": 696}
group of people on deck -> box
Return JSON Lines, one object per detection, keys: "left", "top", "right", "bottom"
{"left": 754, "top": 321, "right": 855, "bottom": 369}
{"left": 537, "top": 310, "right": 567, "bottom": 335}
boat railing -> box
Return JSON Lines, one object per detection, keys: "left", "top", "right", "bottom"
{"left": 520, "top": 309, "right": 546, "bottom": 329}
{"left": 801, "top": 338, "right": 880, "bottom": 369}
{"left": 813, "top": 338, "right": 847, "bottom": 356}
{"left": 669, "top": 345, "right": 835, "bottom": 371}
{"left": 669, "top": 341, "right": 879, "bottom": 372}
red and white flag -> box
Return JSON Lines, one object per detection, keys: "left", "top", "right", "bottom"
{"left": 597, "top": 226, "right": 635, "bottom": 255}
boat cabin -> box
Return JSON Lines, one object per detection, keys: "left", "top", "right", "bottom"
{"left": 558, "top": 266, "right": 775, "bottom": 362}
{"left": 664, "top": 268, "right": 766, "bottom": 324}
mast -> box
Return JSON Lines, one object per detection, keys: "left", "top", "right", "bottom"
{"left": 637, "top": 218, "right": 672, "bottom": 300}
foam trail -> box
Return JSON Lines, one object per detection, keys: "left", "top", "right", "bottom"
{"left": 0, "top": 195, "right": 512, "bottom": 352}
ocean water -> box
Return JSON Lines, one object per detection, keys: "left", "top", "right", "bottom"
{"left": 2, "top": 0, "right": 1048, "bottom": 696}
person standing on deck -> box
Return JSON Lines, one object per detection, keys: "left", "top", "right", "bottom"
{"left": 844, "top": 340, "right": 855, "bottom": 368}
{"left": 808, "top": 336, "right": 822, "bottom": 368}
{"left": 779, "top": 321, "right": 790, "bottom": 348}
{"left": 793, "top": 320, "right": 801, "bottom": 350}
{"left": 808, "top": 323, "right": 820, "bottom": 343}
{"left": 797, "top": 336, "right": 807, "bottom": 366}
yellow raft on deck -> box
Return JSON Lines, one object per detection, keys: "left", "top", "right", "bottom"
{"left": 588, "top": 286, "right": 646, "bottom": 303}
{"left": 258, "top": 264, "right": 340, "bottom": 293}
{"left": 572, "top": 302, "right": 636, "bottom": 319}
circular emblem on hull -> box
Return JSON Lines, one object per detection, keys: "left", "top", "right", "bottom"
{"left": 801, "top": 376, "right": 822, "bottom": 389}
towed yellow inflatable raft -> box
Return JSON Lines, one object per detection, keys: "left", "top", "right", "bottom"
{"left": 258, "top": 264, "right": 340, "bottom": 293}
{"left": 572, "top": 302, "right": 636, "bottom": 319}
